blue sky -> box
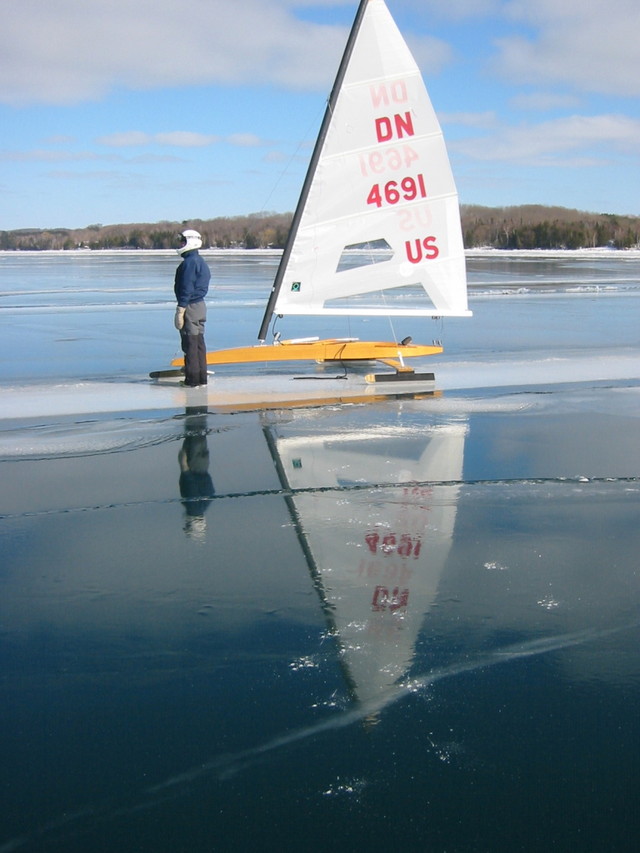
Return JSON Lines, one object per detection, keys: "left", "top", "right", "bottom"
{"left": 2, "top": 0, "right": 639, "bottom": 230}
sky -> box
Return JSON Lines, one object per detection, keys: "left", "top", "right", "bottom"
{"left": 1, "top": 0, "right": 639, "bottom": 230}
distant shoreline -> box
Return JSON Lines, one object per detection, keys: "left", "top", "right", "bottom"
{"left": 2, "top": 246, "right": 640, "bottom": 257}
{"left": 3, "top": 205, "right": 639, "bottom": 251}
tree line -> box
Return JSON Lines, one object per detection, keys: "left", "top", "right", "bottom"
{"left": 0, "top": 212, "right": 292, "bottom": 252}
{"left": 1, "top": 205, "right": 638, "bottom": 251}
{"left": 462, "top": 205, "right": 640, "bottom": 250}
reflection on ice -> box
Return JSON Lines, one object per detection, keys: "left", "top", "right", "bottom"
{"left": 90, "top": 621, "right": 640, "bottom": 816}
{"left": 178, "top": 407, "right": 215, "bottom": 540}
{"left": 2, "top": 613, "right": 635, "bottom": 853}
{"left": 0, "top": 415, "right": 183, "bottom": 461}
{"left": 268, "top": 417, "right": 466, "bottom": 708}
{"left": 1, "top": 396, "right": 639, "bottom": 852}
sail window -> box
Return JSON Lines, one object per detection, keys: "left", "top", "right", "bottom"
{"left": 336, "top": 238, "right": 394, "bottom": 273}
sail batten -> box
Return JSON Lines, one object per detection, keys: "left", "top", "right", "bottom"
{"left": 320, "top": 133, "right": 455, "bottom": 163}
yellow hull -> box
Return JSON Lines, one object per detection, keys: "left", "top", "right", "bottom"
{"left": 170, "top": 338, "right": 443, "bottom": 368}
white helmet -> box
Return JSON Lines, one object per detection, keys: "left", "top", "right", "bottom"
{"left": 177, "top": 229, "right": 202, "bottom": 255}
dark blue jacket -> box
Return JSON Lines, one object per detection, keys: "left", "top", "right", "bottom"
{"left": 174, "top": 250, "right": 211, "bottom": 308}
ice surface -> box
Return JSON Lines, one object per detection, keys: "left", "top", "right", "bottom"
{"left": 1, "top": 248, "right": 638, "bottom": 853}
{"left": 0, "top": 250, "right": 638, "bottom": 421}
{"left": 0, "top": 350, "right": 638, "bottom": 421}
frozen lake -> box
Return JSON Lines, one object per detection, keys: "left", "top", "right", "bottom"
{"left": 0, "top": 250, "right": 639, "bottom": 852}
{"left": 1, "top": 248, "right": 639, "bottom": 415}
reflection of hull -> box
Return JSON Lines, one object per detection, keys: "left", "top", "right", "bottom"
{"left": 151, "top": 371, "right": 440, "bottom": 411}
{"left": 267, "top": 421, "right": 467, "bottom": 707}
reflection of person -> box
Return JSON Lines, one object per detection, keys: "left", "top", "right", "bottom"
{"left": 179, "top": 407, "right": 215, "bottom": 539}
{"left": 174, "top": 229, "right": 211, "bottom": 387}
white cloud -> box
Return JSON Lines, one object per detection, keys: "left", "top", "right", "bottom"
{"left": 440, "top": 111, "right": 498, "bottom": 128}
{"left": 44, "top": 170, "right": 165, "bottom": 194}
{"left": 510, "top": 93, "right": 582, "bottom": 112}
{"left": 0, "top": 147, "right": 187, "bottom": 166}
{"left": 0, "top": 1, "right": 348, "bottom": 105}
{"left": 129, "top": 154, "right": 186, "bottom": 165}
{"left": 155, "top": 132, "right": 220, "bottom": 148}
{"left": 0, "top": 1, "right": 456, "bottom": 106}
{"left": 263, "top": 150, "right": 289, "bottom": 164}
{"left": 227, "top": 134, "right": 263, "bottom": 148}
{"left": 96, "top": 131, "right": 264, "bottom": 149}
{"left": 454, "top": 114, "right": 640, "bottom": 165}
{"left": 44, "top": 135, "right": 76, "bottom": 145}
{"left": 0, "top": 149, "right": 101, "bottom": 163}
{"left": 494, "top": 0, "right": 640, "bottom": 96}
{"left": 96, "top": 132, "right": 152, "bottom": 148}
{"left": 400, "top": 0, "right": 501, "bottom": 19}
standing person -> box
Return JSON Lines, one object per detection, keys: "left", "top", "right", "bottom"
{"left": 174, "top": 229, "right": 211, "bottom": 387}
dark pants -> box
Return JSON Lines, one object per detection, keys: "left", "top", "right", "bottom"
{"left": 180, "top": 301, "right": 208, "bottom": 386}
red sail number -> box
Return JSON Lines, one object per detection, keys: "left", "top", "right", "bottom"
{"left": 366, "top": 174, "right": 427, "bottom": 209}
{"left": 365, "top": 531, "right": 422, "bottom": 558}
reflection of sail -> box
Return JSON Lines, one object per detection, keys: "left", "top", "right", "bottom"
{"left": 264, "top": 418, "right": 467, "bottom": 707}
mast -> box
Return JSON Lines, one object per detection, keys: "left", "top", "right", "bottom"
{"left": 257, "top": 0, "right": 372, "bottom": 342}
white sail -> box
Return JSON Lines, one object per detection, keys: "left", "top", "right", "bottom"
{"left": 271, "top": 0, "right": 470, "bottom": 320}
{"left": 270, "top": 420, "right": 467, "bottom": 707}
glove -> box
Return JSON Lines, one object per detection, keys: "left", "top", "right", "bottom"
{"left": 174, "top": 306, "right": 186, "bottom": 330}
